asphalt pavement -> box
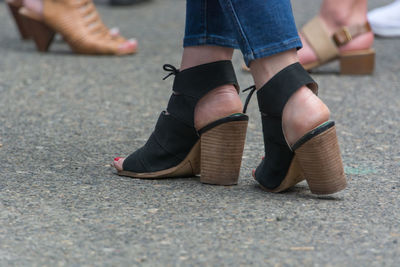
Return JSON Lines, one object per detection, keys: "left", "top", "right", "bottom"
{"left": 0, "top": 0, "right": 399, "bottom": 265}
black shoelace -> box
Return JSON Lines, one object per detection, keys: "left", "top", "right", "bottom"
{"left": 242, "top": 85, "right": 256, "bottom": 114}
{"left": 162, "top": 64, "right": 180, "bottom": 80}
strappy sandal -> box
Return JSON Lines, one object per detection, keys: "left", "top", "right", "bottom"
{"left": 244, "top": 63, "right": 346, "bottom": 195}
{"left": 301, "top": 16, "right": 375, "bottom": 74}
{"left": 116, "top": 61, "right": 248, "bottom": 185}
{"left": 18, "top": 0, "right": 136, "bottom": 55}
{"left": 6, "top": 0, "right": 30, "bottom": 40}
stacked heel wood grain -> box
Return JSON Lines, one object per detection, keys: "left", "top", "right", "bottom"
{"left": 340, "top": 49, "right": 375, "bottom": 75}
{"left": 200, "top": 120, "right": 248, "bottom": 185}
{"left": 295, "top": 126, "right": 347, "bottom": 195}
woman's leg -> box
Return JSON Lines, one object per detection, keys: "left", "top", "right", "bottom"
{"left": 216, "top": 0, "right": 329, "bottom": 143}
{"left": 299, "top": 0, "right": 374, "bottom": 65}
{"left": 181, "top": 46, "right": 243, "bottom": 130}
{"left": 217, "top": 0, "right": 345, "bottom": 193}
{"left": 114, "top": 0, "right": 244, "bottom": 175}
{"left": 250, "top": 49, "right": 329, "bottom": 146}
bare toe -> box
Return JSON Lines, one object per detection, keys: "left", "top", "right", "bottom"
{"left": 113, "top": 157, "right": 125, "bottom": 171}
{"left": 118, "top": 39, "right": 138, "bottom": 54}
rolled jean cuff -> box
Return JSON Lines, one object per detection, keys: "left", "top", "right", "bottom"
{"left": 183, "top": 35, "right": 239, "bottom": 49}
{"left": 243, "top": 37, "right": 302, "bottom": 67}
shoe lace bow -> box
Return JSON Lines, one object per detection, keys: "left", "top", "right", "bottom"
{"left": 162, "top": 64, "right": 180, "bottom": 80}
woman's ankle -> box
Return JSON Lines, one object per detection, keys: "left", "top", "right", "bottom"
{"left": 320, "top": 0, "right": 368, "bottom": 34}
{"left": 194, "top": 85, "right": 243, "bottom": 130}
{"left": 282, "top": 86, "right": 330, "bottom": 146}
{"left": 23, "top": 0, "right": 43, "bottom": 15}
{"left": 180, "top": 46, "right": 234, "bottom": 71}
{"left": 250, "top": 49, "right": 298, "bottom": 89}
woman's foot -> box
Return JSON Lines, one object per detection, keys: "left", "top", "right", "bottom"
{"left": 23, "top": 0, "right": 42, "bottom": 14}
{"left": 299, "top": 1, "right": 374, "bottom": 66}
{"left": 23, "top": 0, "right": 137, "bottom": 54}
{"left": 113, "top": 84, "right": 243, "bottom": 171}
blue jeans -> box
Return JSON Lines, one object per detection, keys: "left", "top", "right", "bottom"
{"left": 184, "top": 0, "right": 302, "bottom": 66}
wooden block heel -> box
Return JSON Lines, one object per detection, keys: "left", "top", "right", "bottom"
{"left": 7, "top": 1, "right": 30, "bottom": 40}
{"left": 294, "top": 124, "right": 347, "bottom": 195}
{"left": 200, "top": 119, "right": 248, "bottom": 186}
{"left": 19, "top": 12, "right": 55, "bottom": 52}
{"left": 247, "top": 63, "right": 347, "bottom": 194}
{"left": 340, "top": 49, "right": 375, "bottom": 75}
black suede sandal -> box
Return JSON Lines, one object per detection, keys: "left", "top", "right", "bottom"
{"left": 117, "top": 60, "right": 248, "bottom": 185}
{"left": 244, "top": 63, "right": 347, "bottom": 194}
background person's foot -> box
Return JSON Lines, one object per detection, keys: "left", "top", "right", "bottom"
{"left": 109, "top": 0, "right": 149, "bottom": 6}
{"left": 368, "top": 0, "right": 400, "bottom": 37}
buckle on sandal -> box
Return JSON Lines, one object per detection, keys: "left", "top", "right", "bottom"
{"left": 333, "top": 27, "right": 352, "bottom": 46}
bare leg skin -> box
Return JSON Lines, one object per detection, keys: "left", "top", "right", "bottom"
{"left": 250, "top": 49, "right": 330, "bottom": 146}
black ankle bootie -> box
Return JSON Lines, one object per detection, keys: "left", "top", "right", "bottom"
{"left": 244, "top": 63, "right": 346, "bottom": 194}
{"left": 118, "top": 60, "right": 249, "bottom": 185}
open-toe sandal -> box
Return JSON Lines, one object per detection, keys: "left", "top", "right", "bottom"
{"left": 117, "top": 60, "right": 248, "bottom": 186}
{"left": 18, "top": 0, "right": 136, "bottom": 55}
{"left": 302, "top": 16, "right": 374, "bottom": 74}
{"left": 244, "top": 63, "right": 347, "bottom": 194}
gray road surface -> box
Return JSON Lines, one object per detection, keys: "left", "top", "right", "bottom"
{"left": 0, "top": 0, "right": 399, "bottom": 265}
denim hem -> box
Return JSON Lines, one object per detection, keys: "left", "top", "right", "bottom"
{"left": 183, "top": 35, "right": 239, "bottom": 49}
{"left": 243, "top": 37, "right": 302, "bottom": 66}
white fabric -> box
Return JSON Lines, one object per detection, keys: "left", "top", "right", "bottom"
{"left": 368, "top": 0, "right": 400, "bottom": 37}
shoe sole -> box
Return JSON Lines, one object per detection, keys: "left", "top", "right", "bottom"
{"left": 118, "top": 119, "right": 248, "bottom": 185}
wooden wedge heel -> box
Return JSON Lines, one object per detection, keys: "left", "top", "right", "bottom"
{"left": 339, "top": 49, "right": 375, "bottom": 75}
{"left": 118, "top": 114, "right": 248, "bottom": 185}
{"left": 115, "top": 61, "right": 248, "bottom": 186}
{"left": 244, "top": 63, "right": 346, "bottom": 195}
{"left": 17, "top": 0, "right": 136, "bottom": 55}
{"left": 301, "top": 16, "right": 375, "bottom": 74}
{"left": 199, "top": 115, "right": 248, "bottom": 185}
{"left": 292, "top": 122, "right": 346, "bottom": 195}
{"left": 6, "top": 0, "right": 30, "bottom": 40}
{"left": 19, "top": 8, "right": 55, "bottom": 52}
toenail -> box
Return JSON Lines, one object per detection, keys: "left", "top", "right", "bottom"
{"left": 128, "top": 38, "right": 137, "bottom": 44}
{"left": 114, "top": 157, "right": 121, "bottom": 161}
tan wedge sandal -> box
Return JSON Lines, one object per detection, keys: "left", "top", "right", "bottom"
{"left": 301, "top": 16, "right": 374, "bottom": 74}
{"left": 18, "top": 0, "right": 136, "bottom": 55}
{"left": 245, "top": 63, "right": 346, "bottom": 195}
